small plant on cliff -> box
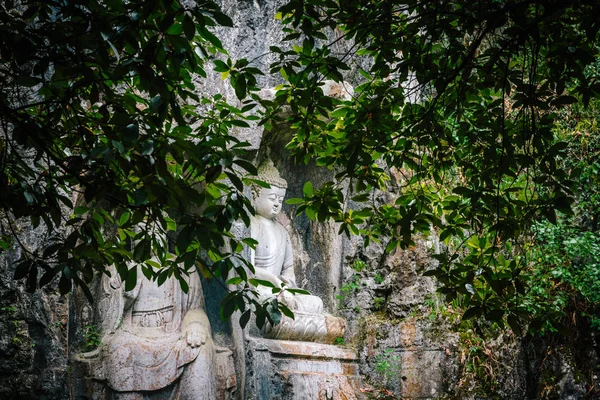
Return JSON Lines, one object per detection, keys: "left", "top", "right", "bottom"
{"left": 376, "top": 348, "right": 402, "bottom": 384}
{"left": 422, "top": 293, "right": 462, "bottom": 324}
{"left": 373, "top": 297, "right": 386, "bottom": 311}
{"left": 352, "top": 260, "right": 367, "bottom": 272}
{"left": 455, "top": 327, "right": 507, "bottom": 397}
{"left": 336, "top": 274, "right": 361, "bottom": 308}
{"left": 83, "top": 325, "right": 102, "bottom": 352}
{"left": 1, "top": 306, "right": 17, "bottom": 313}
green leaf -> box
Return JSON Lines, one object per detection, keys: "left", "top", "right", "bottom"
{"left": 241, "top": 238, "right": 258, "bottom": 248}
{"left": 226, "top": 277, "right": 243, "bottom": 285}
{"left": 23, "top": 192, "right": 35, "bottom": 204}
{"left": 241, "top": 103, "right": 257, "bottom": 112}
{"left": 286, "top": 288, "right": 310, "bottom": 295}
{"left": 167, "top": 23, "right": 183, "bottom": 35}
{"left": 124, "top": 124, "right": 139, "bottom": 143}
{"left": 251, "top": 179, "right": 271, "bottom": 189}
{"left": 249, "top": 278, "right": 276, "bottom": 288}
{"left": 212, "top": 11, "right": 233, "bottom": 27}
{"left": 351, "top": 193, "right": 369, "bottom": 202}
{"left": 112, "top": 140, "right": 126, "bottom": 154}
{"left": 58, "top": 272, "right": 72, "bottom": 295}
{"left": 462, "top": 306, "right": 482, "bottom": 320}
{"left": 267, "top": 304, "right": 282, "bottom": 326}
{"left": 553, "top": 95, "right": 577, "bottom": 106}
{"left": 17, "top": 76, "right": 40, "bottom": 87}
{"left": 485, "top": 308, "right": 504, "bottom": 322}
{"left": 133, "top": 189, "right": 148, "bottom": 206}
{"left": 143, "top": 258, "right": 160, "bottom": 268}
{"left": 177, "top": 226, "right": 192, "bottom": 253}
{"left": 214, "top": 60, "right": 229, "bottom": 72}
{"left": 226, "top": 171, "right": 244, "bottom": 192}
{"left": 141, "top": 141, "right": 154, "bottom": 155}
{"left": 119, "top": 212, "right": 131, "bottom": 226}
{"left": 255, "top": 307, "right": 266, "bottom": 329}
{"left": 233, "top": 74, "right": 247, "bottom": 100}
{"left": 199, "top": 27, "right": 224, "bottom": 50}
{"left": 279, "top": 303, "right": 295, "bottom": 319}
{"left": 150, "top": 95, "right": 162, "bottom": 112}
{"left": 183, "top": 16, "right": 195, "bottom": 40}
{"left": 177, "top": 275, "right": 189, "bottom": 294}
{"left": 221, "top": 296, "right": 236, "bottom": 320}
{"left": 439, "top": 229, "right": 453, "bottom": 242}
{"left": 422, "top": 268, "right": 439, "bottom": 277}
{"left": 39, "top": 267, "right": 58, "bottom": 288}
{"left": 125, "top": 266, "right": 137, "bottom": 292}
{"left": 229, "top": 119, "right": 250, "bottom": 128}
{"left": 507, "top": 314, "right": 522, "bottom": 335}
{"left": 239, "top": 309, "right": 251, "bottom": 328}
{"left": 303, "top": 181, "right": 313, "bottom": 197}
{"left": 74, "top": 275, "right": 94, "bottom": 303}
{"left": 233, "top": 159, "right": 257, "bottom": 175}
{"left": 157, "top": 270, "right": 169, "bottom": 286}
{"left": 385, "top": 240, "right": 398, "bottom": 253}
{"left": 26, "top": 266, "right": 38, "bottom": 293}
{"left": 205, "top": 166, "right": 222, "bottom": 183}
{"left": 134, "top": 238, "right": 151, "bottom": 261}
{"left": 286, "top": 198, "right": 304, "bottom": 205}
{"left": 13, "top": 260, "right": 31, "bottom": 280}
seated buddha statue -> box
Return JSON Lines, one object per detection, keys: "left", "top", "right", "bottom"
{"left": 249, "top": 159, "right": 345, "bottom": 343}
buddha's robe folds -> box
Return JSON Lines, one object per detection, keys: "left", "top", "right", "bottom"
{"left": 250, "top": 216, "right": 323, "bottom": 314}
{"left": 251, "top": 216, "right": 295, "bottom": 284}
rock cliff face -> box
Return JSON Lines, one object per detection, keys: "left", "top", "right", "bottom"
{"left": 0, "top": 225, "right": 69, "bottom": 399}
{"left": 1, "top": 1, "right": 599, "bottom": 399}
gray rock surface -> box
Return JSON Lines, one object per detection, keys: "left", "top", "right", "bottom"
{"left": 0, "top": 224, "right": 69, "bottom": 399}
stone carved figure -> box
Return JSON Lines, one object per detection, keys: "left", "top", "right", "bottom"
{"left": 90, "top": 233, "right": 233, "bottom": 399}
{"left": 250, "top": 159, "right": 345, "bottom": 343}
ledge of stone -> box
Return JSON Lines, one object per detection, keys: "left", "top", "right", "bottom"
{"left": 248, "top": 337, "right": 357, "bottom": 361}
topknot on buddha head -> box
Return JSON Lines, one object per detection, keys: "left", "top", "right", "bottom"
{"left": 252, "top": 158, "right": 287, "bottom": 200}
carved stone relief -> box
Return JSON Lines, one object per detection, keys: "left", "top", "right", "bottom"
{"left": 75, "top": 232, "right": 236, "bottom": 399}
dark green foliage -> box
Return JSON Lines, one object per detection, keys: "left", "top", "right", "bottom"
{"left": 0, "top": 0, "right": 283, "bottom": 328}
{"left": 265, "top": 0, "right": 600, "bottom": 330}
{"left": 521, "top": 100, "right": 600, "bottom": 335}
{"left": 2, "top": 0, "right": 600, "bottom": 333}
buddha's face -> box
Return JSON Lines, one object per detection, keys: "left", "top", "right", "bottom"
{"left": 255, "top": 186, "right": 286, "bottom": 220}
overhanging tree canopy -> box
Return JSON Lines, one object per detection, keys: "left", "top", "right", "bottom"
{"left": 0, "top": 0, "right": 272, "bottom": 320}
{"left": 265, "top": 0, "right": 600, "bottom": 332}
{"left": 1, "top": 0, "right": 599, "bottom": 332}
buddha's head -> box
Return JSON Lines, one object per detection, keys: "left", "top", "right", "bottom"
{"left": 252, "top": 159, "right": 287, "bottom": 220}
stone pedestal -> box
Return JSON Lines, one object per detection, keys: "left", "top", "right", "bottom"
{"left": 263, "top": 312, "right": 346, "bottom": 344}
{"left": 245, "top": 338, "right": 362, "bottom": 400}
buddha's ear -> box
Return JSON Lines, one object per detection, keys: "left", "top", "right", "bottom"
{"left": 250, "top": 183, "right": 261, "bottom": 201}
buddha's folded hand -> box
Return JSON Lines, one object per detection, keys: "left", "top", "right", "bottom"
{"left": 183, "top": 321, "right": 208, "bottom": 348}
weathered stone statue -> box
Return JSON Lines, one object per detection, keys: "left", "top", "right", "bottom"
{"left": 250, "top": 159, "right": 345, "bottom": 343}
{"left": 87, "top": 232, "right": 234, "bottom": 399}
